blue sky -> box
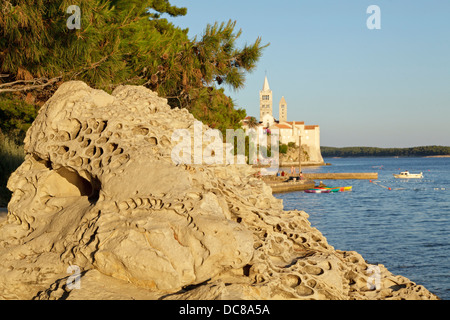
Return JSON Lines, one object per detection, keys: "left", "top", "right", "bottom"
{"left": 168, "top": 0, "right": 450, "bottom": 147}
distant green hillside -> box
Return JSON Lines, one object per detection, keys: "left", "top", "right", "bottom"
{"left": 321, "top": 146, "right": 450, "bottom": 157}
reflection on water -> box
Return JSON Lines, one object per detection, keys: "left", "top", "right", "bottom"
{"left": 275, "top": 157, "right": 450, "bottom": 299}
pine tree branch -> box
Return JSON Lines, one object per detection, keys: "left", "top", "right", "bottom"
{"left": 0, "top": 53, "right": 113, "bottom": 94}
{"left": 69, "top": 54, "right": 114, "bottom": 79}
{"left": 0, "top": 77, "right": 61, "bottom": 93}
{"left": 0, "top": 78, "right": 43, "bottom": 88}
{"left": 107, "top": 76, "right": 144, "bottom": 88}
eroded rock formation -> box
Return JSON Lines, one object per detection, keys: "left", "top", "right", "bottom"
{"left": 0, "top": 82, "right": 438, "bottom": 300}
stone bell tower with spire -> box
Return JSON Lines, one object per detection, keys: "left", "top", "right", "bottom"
{"left": 279, "top": 96, "right": 287, "bottom": 123}
{"left": 259, "top": 76, "right": 273, "bottom": 122}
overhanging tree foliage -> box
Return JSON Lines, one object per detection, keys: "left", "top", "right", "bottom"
{"left": 0, "top": 0, "right": 268, "bottom": 134}
{"left": 0, "top": 94, "right": 37, "bottom": 141}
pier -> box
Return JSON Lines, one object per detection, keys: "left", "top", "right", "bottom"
{"left": 261, "top": 172, "right": 377, "bottom": 194}
{"left": 302, "top": 172, "right": 378, "bottom": 180}
{"left": 264, "top": 179, "right": 315, "bottom": 193}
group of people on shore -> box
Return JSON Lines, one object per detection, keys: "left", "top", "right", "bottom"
{"left": 278, "top": 166, "right": 304, "bottom": 180}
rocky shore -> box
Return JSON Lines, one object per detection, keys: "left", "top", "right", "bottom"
{"left": 0, "top": 82, "right": 439, "bottom": 300}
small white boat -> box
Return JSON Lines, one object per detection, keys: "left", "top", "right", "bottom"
{"left": 393, "top": 171, "right": 423, "bottom": 179}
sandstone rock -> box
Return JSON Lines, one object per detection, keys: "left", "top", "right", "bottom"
{"left": 0, "top": 81, "right": 439, "bottom": 300}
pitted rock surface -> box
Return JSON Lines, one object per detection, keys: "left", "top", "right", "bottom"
{"left": 0, "top": 82, "right": 439, "bottom": 300}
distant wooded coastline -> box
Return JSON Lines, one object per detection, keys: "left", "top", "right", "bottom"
{"left": 321, "top": 146, "right": 450, "bottom": 157}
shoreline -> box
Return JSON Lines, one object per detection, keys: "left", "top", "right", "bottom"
{"left": 252, "top": 162, "right": 327, "bottom": 168}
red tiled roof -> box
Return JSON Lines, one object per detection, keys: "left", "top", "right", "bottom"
{"left": 274, "top": 124, "right": 292, "bottom": 129}
{"left": 286, "top": 121, "right": 305, "bottom": 125}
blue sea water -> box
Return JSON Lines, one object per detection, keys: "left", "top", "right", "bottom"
{"left": 275, "top": 157, "right": 450, "bottom": 300}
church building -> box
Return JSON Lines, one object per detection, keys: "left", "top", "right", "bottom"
{"left": 242, "top": 76, "right": 324, "bottom": 164}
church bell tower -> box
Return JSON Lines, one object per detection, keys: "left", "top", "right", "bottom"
{"left": 259, "top": 76, "right": 273, "bottom": 122}
{"left": 279, "top": 96, "right": 287, "bottom": 123}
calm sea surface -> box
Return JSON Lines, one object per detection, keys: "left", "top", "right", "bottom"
{"left": 275, "top": 157, "right": 450, "bottom": 300}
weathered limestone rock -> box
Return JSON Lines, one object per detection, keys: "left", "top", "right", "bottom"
{"left": 0, "top": 82, "right": 439, "bottom": 300}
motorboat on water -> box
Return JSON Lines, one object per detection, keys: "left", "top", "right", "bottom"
{"left": 393, "top": 171, "right": 423, "bottom": 179}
